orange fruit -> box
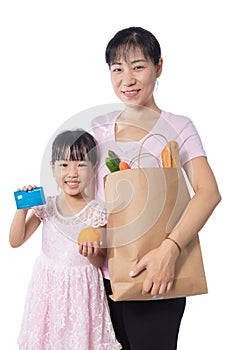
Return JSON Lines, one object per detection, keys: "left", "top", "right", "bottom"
{"left": 77, "top": 227, "right": 100, "bottom": 244}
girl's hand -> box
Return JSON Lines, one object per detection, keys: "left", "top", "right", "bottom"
{"left": 17, "top": 185, "right": 37, "bottom": 191}
{"left": 79, "top": 241, "right": 101, "bottom": 257}
{"left": 16, "top": 185, "right": 40, "bottom": 210}
{"left": 129, "top": 239, "right": 180, "bottom": 296}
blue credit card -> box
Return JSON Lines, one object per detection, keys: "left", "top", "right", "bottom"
{"left": 14, "top": 187, "right": 46, "bottom": 209}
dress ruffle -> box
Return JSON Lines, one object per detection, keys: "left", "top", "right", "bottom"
{"left": 18, "top": 255, "right": 121, "bottom": 350}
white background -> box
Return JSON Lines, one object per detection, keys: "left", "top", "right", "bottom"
{"left": 0, "top": 0, "right": 231, "bottom": 349}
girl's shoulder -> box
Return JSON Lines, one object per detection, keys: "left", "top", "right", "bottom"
{"left": 33, "top": 196, "right": 55, "bottom": 221}
{"left": 79, "top": 200, "right": 107, "bottom": 228}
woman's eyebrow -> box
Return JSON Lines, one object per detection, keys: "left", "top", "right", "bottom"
{"left": 111, "top": 59, "right": 146, "bottom": 66}
{"left": 131, "top": 59, "right": 147, "bottom": 64}
{"left": 111, "top": 61, "right": 122, "bottom": 66}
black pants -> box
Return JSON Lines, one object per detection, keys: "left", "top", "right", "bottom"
{"left": 104, "top": 278, "right": 186, "bottom": 350}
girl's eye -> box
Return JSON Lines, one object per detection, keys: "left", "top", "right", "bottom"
{"left": 59, "top": 163, "right": 68, "bottom": 167}
{"left": 78, "top": 162, "right": 87, "bottom": 167}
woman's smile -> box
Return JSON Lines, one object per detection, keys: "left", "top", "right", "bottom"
{"left": 122, "top": 89, "right": 141, "bottom": 98}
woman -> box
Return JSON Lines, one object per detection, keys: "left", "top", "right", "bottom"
{"left": 91, "top": 27, "right": 221, "bottom": 349}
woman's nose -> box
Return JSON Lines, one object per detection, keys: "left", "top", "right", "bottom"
{"left": 122, "top": 70, "right": 136, "bottom": 87}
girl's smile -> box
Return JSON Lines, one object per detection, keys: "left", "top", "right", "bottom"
{"left": 64, "top": 179, "right": 80, "bottom": 189}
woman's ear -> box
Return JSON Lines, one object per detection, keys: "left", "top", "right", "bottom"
{"left": 156, "top": 57, "right": 163, "bottom": 78}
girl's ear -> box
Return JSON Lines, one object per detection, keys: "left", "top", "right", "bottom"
{"left": 50, "top": 161, "right": 55, "bottom": 176}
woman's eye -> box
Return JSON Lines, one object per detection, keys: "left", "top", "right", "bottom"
{"left": 112, "top": 67, "right": 121, "bottom": 73}
{"left": 78, "top": 162, "right": 87, "bottom": 167}
{"left": 60, "top": 163, "right": 68, "bottom": 167}
{"left": 134, "top": 65, "right": 144, "bottom": 70}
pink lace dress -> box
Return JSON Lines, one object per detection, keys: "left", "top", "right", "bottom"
{"left": 18, "top": 197, "right": 121, "bottom": 350}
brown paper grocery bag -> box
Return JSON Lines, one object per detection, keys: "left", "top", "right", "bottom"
{"left": 104, "top": 167, "right": 208, "bottom": 301}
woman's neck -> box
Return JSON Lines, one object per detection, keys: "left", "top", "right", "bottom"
{"left": 115, "top": 104, "right": 161, "bottom": 142}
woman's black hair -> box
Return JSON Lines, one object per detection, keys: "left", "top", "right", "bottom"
{"left": 105, "top": 27, "right": 161, "bottom": 68}
{"left": 51, "top": 129, "right": 98, "bottom": 166}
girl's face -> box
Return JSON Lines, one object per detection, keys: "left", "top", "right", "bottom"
{"left": 52, "top": 159, "right": 95, "bottom": 198}
{"left": 110, "top": 47, "right": 162, "bottom": 109}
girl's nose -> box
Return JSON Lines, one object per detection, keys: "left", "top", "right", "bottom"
{"left": 69, "top": 163, "right": 79, "bottom": 175}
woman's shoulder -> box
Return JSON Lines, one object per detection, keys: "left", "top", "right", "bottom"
{"left": 160, "top": 110, "right": 198, "bottom": 140}
{"left": 90, "top": 110, "right": 120, "bottom": 142}
{"left": 91, "top": 110, "right": 120, "bottom": 126}
{"left": 161, "top": 110, "right": 193, "bottom": 127}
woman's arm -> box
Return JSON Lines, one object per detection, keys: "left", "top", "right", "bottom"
{"left": 130, "top": 156, "right": 221, "bottom": 296}
{"left": 9, "top": 209, "right": 41, "bottom": 248}
{"left": 166, "top": 156, "right": 221, "bottom": 249}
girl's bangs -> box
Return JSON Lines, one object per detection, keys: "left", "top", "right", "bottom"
{"left": 56, "top": 143, "right": 89, "bottom": 162}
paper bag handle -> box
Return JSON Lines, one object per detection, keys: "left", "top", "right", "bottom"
{"left": 135, "top": 133, "right": 169, "bottom": 168}
{"left": 129, "top": 152, "right": 161, "bottom": 168}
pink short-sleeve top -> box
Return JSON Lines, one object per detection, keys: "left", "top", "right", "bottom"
{"left": 90, "top": 110, "right": 206, "bottom": 278}
{"left": 91, "top": 109, "right": 206, "bottom": 203}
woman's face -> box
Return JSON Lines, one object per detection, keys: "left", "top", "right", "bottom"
{"left": 110, "top": 47, "right": 162, "bottom": 109}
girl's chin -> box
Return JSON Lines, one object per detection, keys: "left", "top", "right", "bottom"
{"left": 62, "top": 187, "right": 81, "bottom": 195}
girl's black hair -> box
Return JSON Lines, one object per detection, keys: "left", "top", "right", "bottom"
{"left": 51, "top": 129, "right": 98, "bottom": 166}
{"left": 105, "top": 26, "right": 161, "bottom": 68}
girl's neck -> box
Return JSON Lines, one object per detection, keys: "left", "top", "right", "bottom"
{"left": 56, "top": 193, "right": 92, "bottom": 217}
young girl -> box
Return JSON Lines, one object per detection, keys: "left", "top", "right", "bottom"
{"left": 9, "top": 129, "right": 121, "bottom": 350}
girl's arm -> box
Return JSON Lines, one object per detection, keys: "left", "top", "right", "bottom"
{"left": 9, "top": 209, "right": 41, "bottom": 248}
{"left": 79, "top": 227, "right": 107, "bottom": 268}
{"left": 130, "top": 156, "right": 221, "bottom": 296}
{"left": 86, "top": 245, "right": 106, "bottom": 268}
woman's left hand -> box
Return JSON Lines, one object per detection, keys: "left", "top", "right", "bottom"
{"left": 129, "top": 239, "right": 180, "bottom": 296}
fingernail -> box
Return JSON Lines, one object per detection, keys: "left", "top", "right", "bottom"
{"left": 129, "top": 271, "right": 134, "bottom": 277}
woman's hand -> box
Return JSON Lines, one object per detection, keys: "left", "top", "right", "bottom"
{"left": 129, "top": 239, "right": 180, "bottom": 296}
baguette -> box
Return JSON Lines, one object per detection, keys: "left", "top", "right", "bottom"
{"left": 161, "top": 143, "right": 172, "bottom": 168}
{"left": 170, "top": 141, "right": 181, "bottom": 168}
{"left": 161, "top": 141, "right": 181, "bottom": 168}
